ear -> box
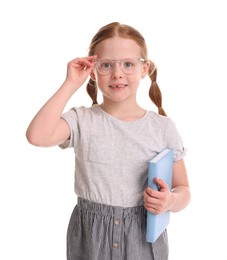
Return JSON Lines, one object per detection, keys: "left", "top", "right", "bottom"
{"left": 141, "top": 61, "right": 150, "bottom": 78}
{"left": 90, "top": 69, "right": 96, "bottom": 81}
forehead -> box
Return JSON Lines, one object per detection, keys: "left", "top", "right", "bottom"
{"left": 95, "top": 36, "right": 141, "bottom": 59}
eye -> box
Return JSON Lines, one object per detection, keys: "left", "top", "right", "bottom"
{"left": 122, "top": 59, "right": 136, "bottom": 69}
{"left": 99, "top": 60, "right": 113, "bottom": 69}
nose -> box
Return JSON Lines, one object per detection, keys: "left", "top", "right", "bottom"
{"left": 111, "top": 61, "right": 123, "bottom": 78}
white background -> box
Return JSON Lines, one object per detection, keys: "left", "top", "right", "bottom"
{"left": 1, "top": 0, "right": 227, "bottom": 259}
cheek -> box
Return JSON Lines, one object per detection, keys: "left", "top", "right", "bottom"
{"left": 128, "top": 76, "right": 142, "bottom": 90}
{"left": 95, "top": 75, "right": 109, "bottom": 88}
{"left": 131, "top": 71, "right": 143, "bottom": 82}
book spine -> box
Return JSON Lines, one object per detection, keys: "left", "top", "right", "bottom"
{"left": 146, "top": 163, "right": 157, "bottom": 243}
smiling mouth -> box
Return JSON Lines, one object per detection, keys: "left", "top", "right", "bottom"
{"left": 109, "top": 84, "right": 127, "bottom": 89}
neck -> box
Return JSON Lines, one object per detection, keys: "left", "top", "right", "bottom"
{"left": 100, "top": 100, "right": 146, "bottom": 122}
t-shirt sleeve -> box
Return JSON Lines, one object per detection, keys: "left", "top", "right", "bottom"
{"left": 58, "top": 108, "right": 80, "bottom": 149}
{"left": 166, "top": 118, "right": 186, "bottom": 162}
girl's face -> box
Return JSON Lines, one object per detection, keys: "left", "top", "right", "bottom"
{"left": 90, "top": 36, "right": 149, "bottom": 104}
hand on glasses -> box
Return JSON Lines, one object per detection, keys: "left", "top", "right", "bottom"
{"left": 65, "top": 55, "right": 97, "bottom": 87}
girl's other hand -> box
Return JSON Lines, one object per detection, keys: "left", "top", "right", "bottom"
{"left": 143, "top": 178, "right": 172, "bottom": 215}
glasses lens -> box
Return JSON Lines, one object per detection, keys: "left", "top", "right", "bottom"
{"left": 96, "top": 60, "right": 114, "bottom": 75}
{"left": 121, "top": 59, "right": 140, "bottom": 74}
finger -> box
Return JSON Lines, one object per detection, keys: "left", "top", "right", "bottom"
{"left": 144, "top": 196, "right": 160, "bottom": 214}
{"left": 80, "top": 55, "right": 98, "bottom": 65}
{"left": 144, "top": 189, "right": 159, "bottom": 206}
{"left": 82, "top": 57, "right": 97, "bottom": 70}
{"left": 145, "top": 204, "right": 161, "bottom": 215}
{"left": 87, "top": 55, "right": 98, "bottom": 62}
{"left": 70, "top": 58, "right": 95, "bottom": 72}
{"left": 154, "top": 177, "right": 169, "bottom": 191}
{"left": 145, "top": 187, "right": 159, "bottom": 198}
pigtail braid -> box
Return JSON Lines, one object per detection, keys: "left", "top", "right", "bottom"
{"left": 148, "top": 62, "right": 167, "bottom": 116}
{"left": 86, "top": 78, "right": 98, "bottom": 105}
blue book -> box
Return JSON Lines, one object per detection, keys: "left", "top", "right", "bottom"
{"left": 146, "top": 148, "right": 173, "bottom": 243}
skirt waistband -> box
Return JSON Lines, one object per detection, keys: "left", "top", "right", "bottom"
{"left": 77, "top": 197, "right": 146, "bottom": 218}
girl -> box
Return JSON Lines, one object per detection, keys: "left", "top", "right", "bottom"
{"left": 26, "top": 22, "right": 190, "bottom": 260}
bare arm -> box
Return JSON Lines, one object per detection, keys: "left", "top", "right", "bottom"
{"left": 169, "top": 159, "right": 191, "bottom": 212}
{"left": 144, "top": 159, "right": 191, "bottom": 214}
{"left": 26, "top": 56, "right": 97, "bottom": 147}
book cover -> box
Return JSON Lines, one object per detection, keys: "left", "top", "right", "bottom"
{"left": 146, "top": 147, "right": 173, "bottom": 243}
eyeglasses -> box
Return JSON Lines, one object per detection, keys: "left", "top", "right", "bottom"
{"left": 94, "top": 57, "right": 146, "bottom": 75}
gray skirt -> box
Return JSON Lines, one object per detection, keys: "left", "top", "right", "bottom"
{"left": 67, "top": 198, "right": 168, "bottom": 260}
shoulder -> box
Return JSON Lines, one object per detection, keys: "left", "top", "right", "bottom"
{"left": 146, "top": 110, "right": 175, "bottom": 128}
{"left": 146, "top": 111, "right": 182, "bottom": 142}
{"left": 147, "top": 111, "right": 185, "bottom": 161}
{"left": 62, "top": 104, "right": 101, "bottom": 119}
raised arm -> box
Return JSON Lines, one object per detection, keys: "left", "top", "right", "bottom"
{"left": 26, "top": 56, "right": 97, "bottom": 147}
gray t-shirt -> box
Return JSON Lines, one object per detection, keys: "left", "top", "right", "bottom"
{"left": 60, "top": 104, "right": 185, "bottom": 207}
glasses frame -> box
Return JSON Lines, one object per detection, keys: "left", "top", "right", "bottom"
{"left": 94, "top": 57, "right": 146, "bottom": 75}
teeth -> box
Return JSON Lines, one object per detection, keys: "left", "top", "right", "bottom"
{"left": 111, "top": 85, "right": 124, "bottom": 88}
